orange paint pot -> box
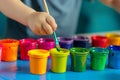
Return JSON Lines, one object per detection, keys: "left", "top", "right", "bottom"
{"left": 28, "top": 49, "right": 49, "bottom": 75}
{"left": 0, "top": 39, "right": 19, "bottom": 62}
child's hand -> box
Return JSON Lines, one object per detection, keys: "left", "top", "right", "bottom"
{"left": 27, "top": 12, "right": 57, "bottom": 35}
{"left": 101, "top": 0, "right": 120, "bottom": 13}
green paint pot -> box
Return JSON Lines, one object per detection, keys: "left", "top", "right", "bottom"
{"left": 70, "top": 47, "right": 89, "bottom": 72}
{"left": 50, "top": 48, "right": 70, "bottom": 73}
{"left": 90, "top": 47, "right": 109, "bottom": 70}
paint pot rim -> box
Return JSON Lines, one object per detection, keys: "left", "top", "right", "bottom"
{"left": 90, "top": 47, "right": 109, "bottom": 55}
{"left": 28, "top": 49, "right": 49, "bottom": 58}
{"left": 37, "top": 38, "right": 55, "bottom": 44}
{"left": 73, "top": 36, "right": 89, "bottom": 41}
{"left": 70, "top": 47, "right": 89, "bottom": 55}
{"left": 91, "top": 35, "right": 108, "bottom": 42}
{"left": 0, "top": 39, "right": 19, "bottom": 46}
{"left": 50, "top": 48, "right": 70, "bottom": 56}
{"left": 58, "top": 37, "right": 73, "bottom": 44}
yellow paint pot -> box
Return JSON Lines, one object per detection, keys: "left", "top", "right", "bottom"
{"left": 28, "top": 49, "right": 49, "bottom": 75}
{"left": 50, "top": 48, "right": 70, "bottom": 73}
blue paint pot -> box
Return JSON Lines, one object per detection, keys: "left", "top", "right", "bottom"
{"left": 73, "top": 36, "right": 90, "bottom": 48}
{"left": 58, "top": 37, "right": 73, "bottom": 49}
{"left": 108, "top": 45, "right": 120, "bottom": 69}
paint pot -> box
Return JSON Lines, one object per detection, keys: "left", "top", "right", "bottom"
{"left": 0, "top": 44, "right": 2, "bottom": 61}
{"left": 106, "top": 33, "right": 120, "bottom": 38}
{"left": 0, "top": 39, "right": 19, "bottom": 62}
{"left": 91, "top": 35, "right": 108, "bottom": 48}
{"left": 58, "top": 37, "right": 73, "bottom": 49}
{"left": 108, "top": 45, "right": 120, "bottom": 69}
{"left": 50, "top": 48, "right": 70, "bottom": 73}
{"left": 70, "top": 47, "right": 89, "bottom": 72}
{"left": 106, "top": 33, "right": 120, "bottom": 46}
{"left": 90, "top": 47, "right": 109, "bottom": 70}
{"left": 28, "top": 49, "right": 49, "bottom": 75}
{"left": 73, "top": 36, "right": 90, "bottom": 48}
{"left": 37, "top": 38, "right": 55, "bottom": 50}
{"left": 20, "top": 38, "right": 37, "bottom": 60}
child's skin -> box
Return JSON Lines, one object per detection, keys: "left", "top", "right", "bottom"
{"left": 101, "top": 0, "right": 120, "bottom": 13}
{"left": 0, "top": 0, "right": 57, "bottom": 35}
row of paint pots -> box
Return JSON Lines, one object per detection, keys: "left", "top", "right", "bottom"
{"left": 0, "top": 33, "right": 119, "bottom": 61}
{"left": 0, "top": 36, "right": 90, "bottom": 61}
{"left": 28, "top": 47, "right": 109, "bottom": 75}
{"left": 28, "top": 45, "right": 120, "bottom": 75}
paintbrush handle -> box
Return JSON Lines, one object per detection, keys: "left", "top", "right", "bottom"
{"left": 43, "top": 0, "right": 59, "bottom": 45}
{"left": 53, "top": 32, "right": 59, "bottom": 44}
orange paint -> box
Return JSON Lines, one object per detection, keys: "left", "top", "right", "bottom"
{"left": 28, "top": 49, "right": 49, "bottom": 75}
{"left": 0, "top": 39, "right": 19, "bottom": 62}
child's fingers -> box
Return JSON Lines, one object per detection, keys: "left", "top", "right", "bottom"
{"left": 46, "top": 16, "right": 57, "bottom": 31}
{"left": 42, "top": 23, "right": 53, "bottom": 35}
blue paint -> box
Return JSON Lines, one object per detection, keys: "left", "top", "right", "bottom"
{"left": 108, "top": 45, "right": 120, "bottom": 69}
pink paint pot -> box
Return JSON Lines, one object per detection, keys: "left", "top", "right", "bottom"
{"left": 37, "top": 38, "right": 55, "bottom": 50}
{"left": 19, "top": 38, "right": 37, "bottom": 60}
{"left": 37, "top": 38, "right": 55, "bottom": 58}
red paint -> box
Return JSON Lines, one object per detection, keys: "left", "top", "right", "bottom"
{"left": 91, "top": 35, "right": 108, "bottom": 48}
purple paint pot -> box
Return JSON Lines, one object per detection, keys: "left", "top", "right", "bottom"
{"left": 58, "top": 37, "right": 73, "bottom": 49}
{"left": 19, "top": 38, "right": 37, "bottom": 60}
{"left": 108, "top": 45, "right": 120, "bottom": 69}
{"left": 37, "top": 38, "right": 55, "bottom": 50}
{"left": 73, "top": 36, "right": 90, "bottom": 48}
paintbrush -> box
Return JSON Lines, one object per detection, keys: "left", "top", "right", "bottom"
{"left": 43, "top": 0, "right": 61, "bottom": 51}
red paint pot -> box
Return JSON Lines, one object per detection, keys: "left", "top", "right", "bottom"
{"left": 20, "top": 38, "right": 37, "bottom": 60}
{"left": 91, "top": 35, "right": 108, "bottom": 48}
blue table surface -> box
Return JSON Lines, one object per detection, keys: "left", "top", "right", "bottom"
{"left": 0, "top": 56, "right": 120, "bottom": 80}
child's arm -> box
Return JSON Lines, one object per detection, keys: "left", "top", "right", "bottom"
{"left": 0, "top": 0, "right": 57, "bottom": 35}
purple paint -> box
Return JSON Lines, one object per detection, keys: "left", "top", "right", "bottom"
{"left": 73, "top": 36, "right": 90, "bottom": 48}
{"left": 58, "top": 37, "right": 73, "bottom": 49}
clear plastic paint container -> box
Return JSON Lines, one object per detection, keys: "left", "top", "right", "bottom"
{"left": 0, "top": 39, "right": 19, "bottom": 62}
{"left": 58, "top": 37, "right": 73, "bottom": 49}
{"left": 108, "top": 45, "right": 120, "bottom": 69}
{"left": 20, "top": 38, "right": 37, "bottom": 60}
{"left": 73, "top": 36, "right": 90, "bottom": 48}
{"left": 90, "top": 47, "right": 109, "bottom": 70}
{"left": 91, "top": 35, "right": 108, "bottom": 48}
{"left": 28, "top": 49, "right": 49, "bottom": 75}
{"left": 70, "top": 47, "right": 89, "bottom": 72}
{"left": 50, "top": 48, "right": 70, "bottom": 73}
{"left": 37, "top": 38, "right": 55, "bottom": 50}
